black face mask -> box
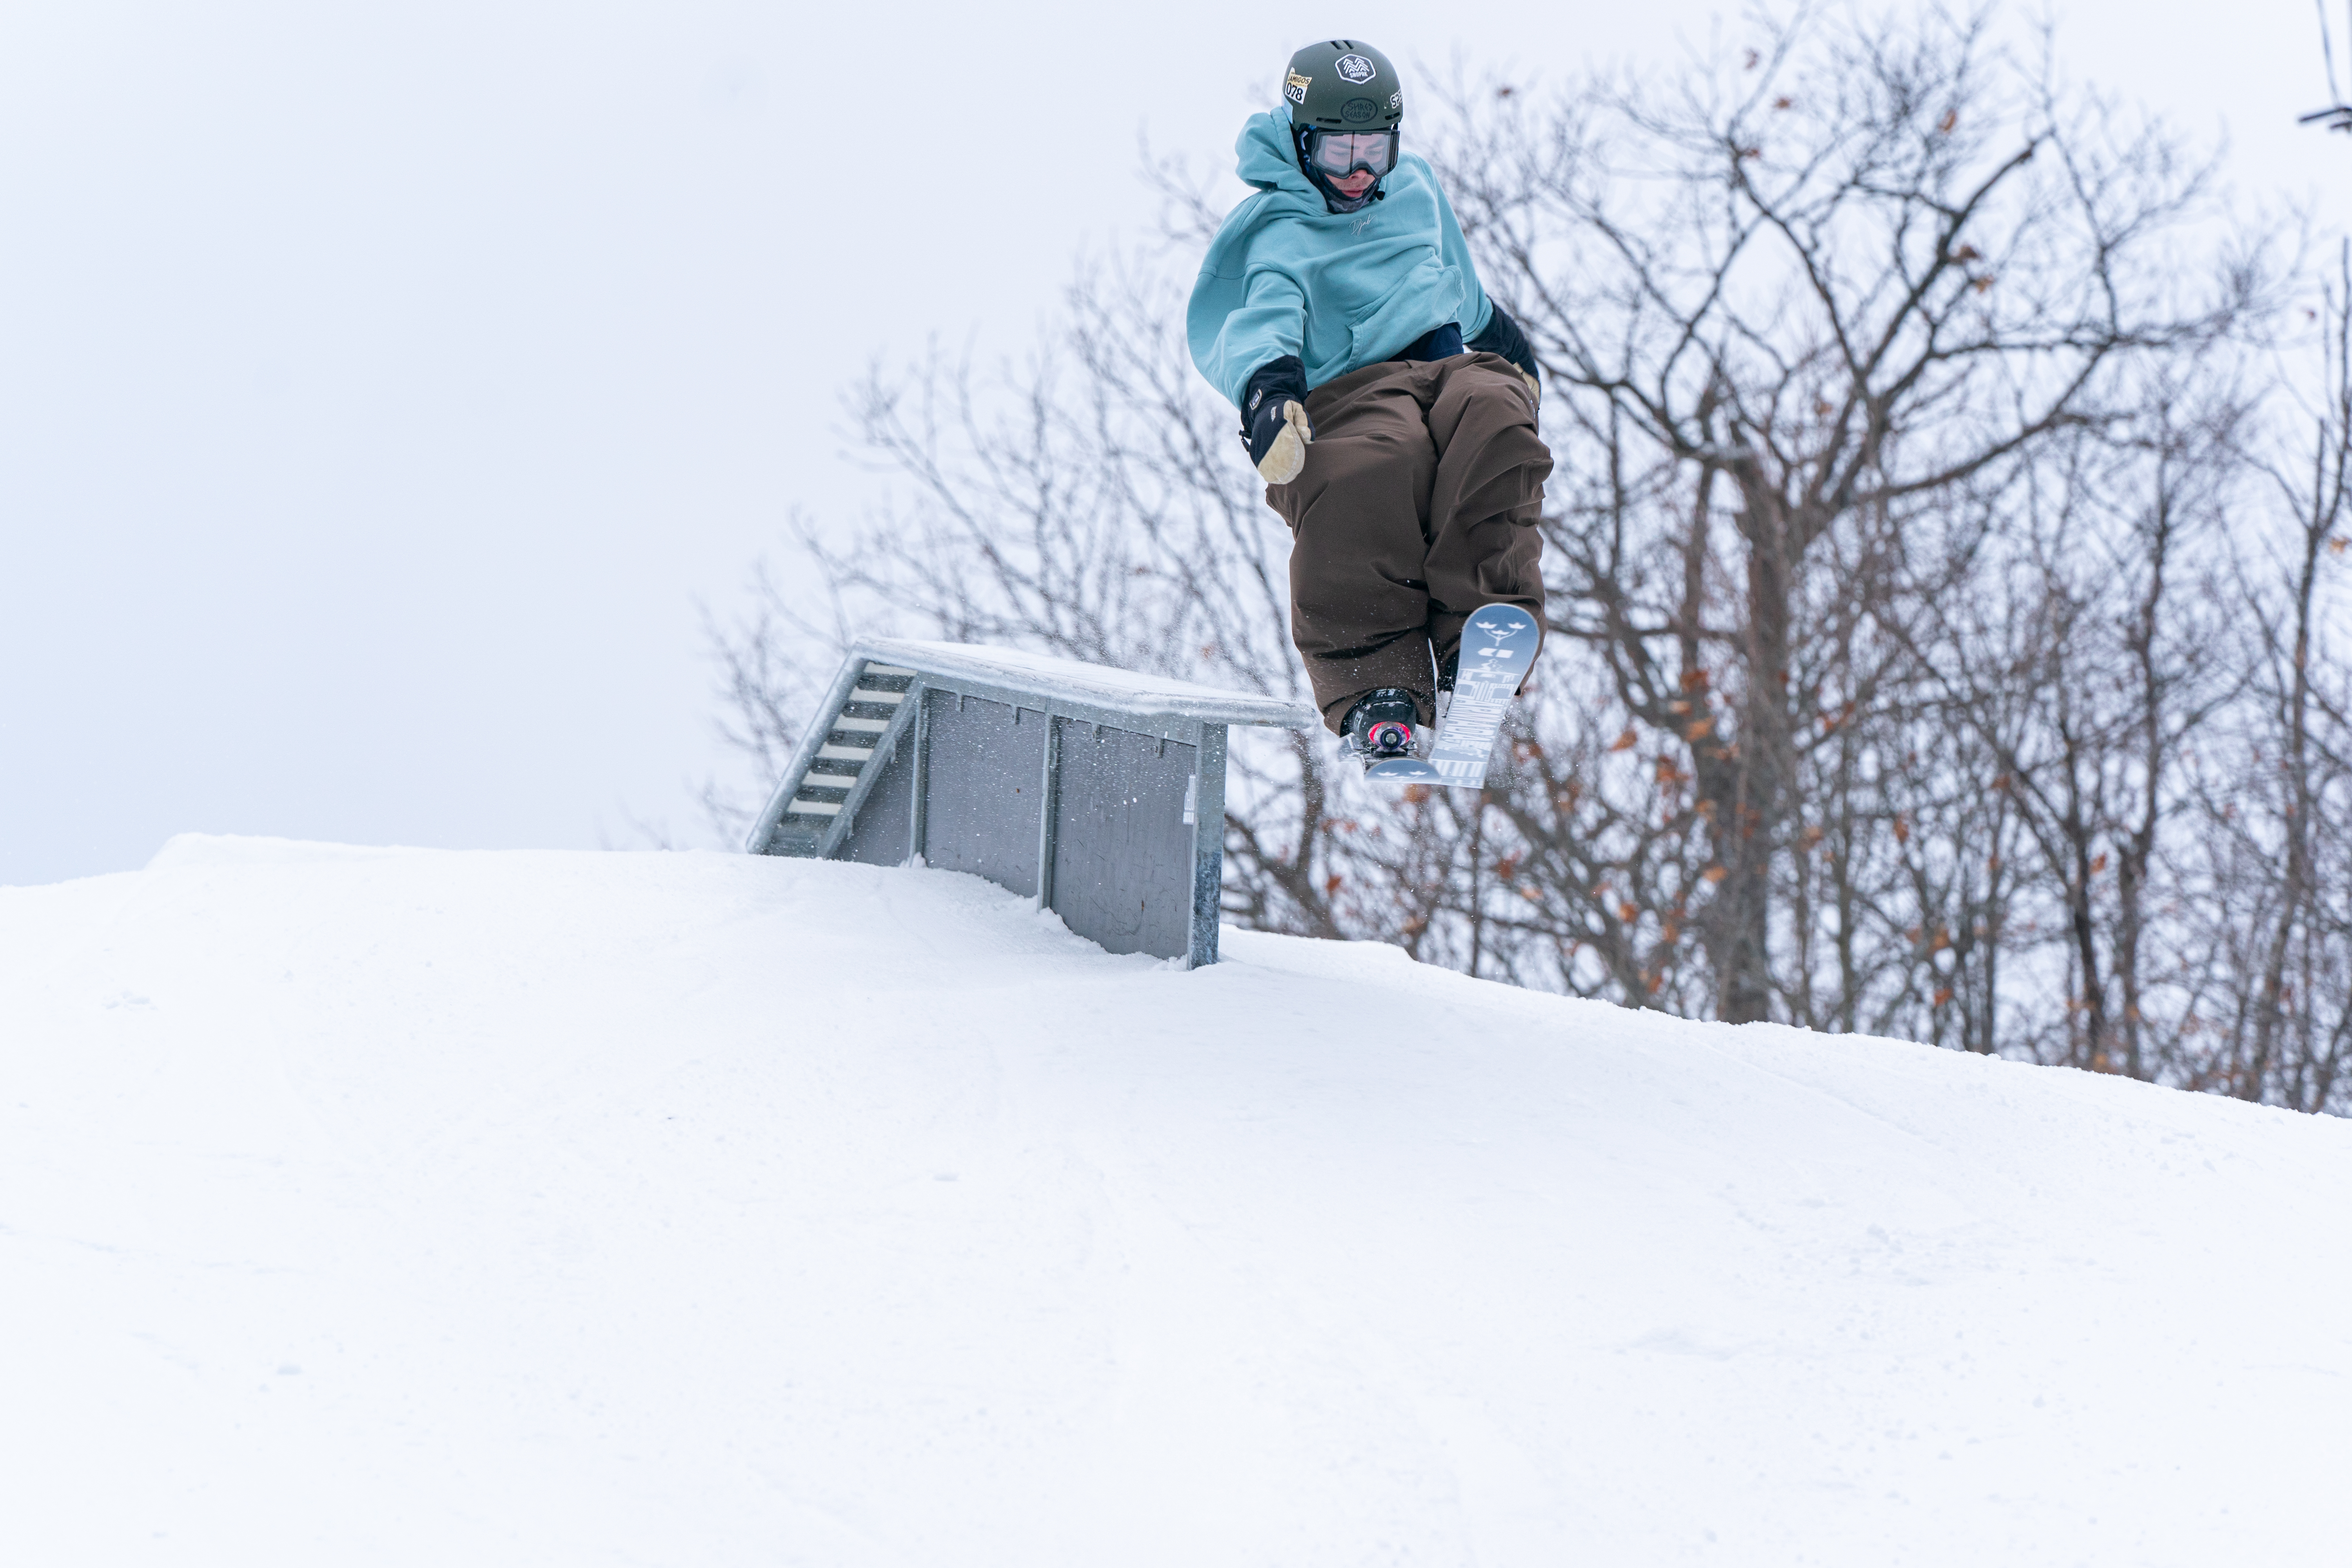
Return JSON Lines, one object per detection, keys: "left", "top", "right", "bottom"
{"left": 1294, "top": 125, "right": 1399, "bottom": 213}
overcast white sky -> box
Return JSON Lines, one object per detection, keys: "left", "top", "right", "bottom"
{"left": 3, "top": 0, "right": 2345, "bottom": 886}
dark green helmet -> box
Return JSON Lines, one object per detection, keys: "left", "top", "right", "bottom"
{"left": 1282, "top": 40, "right": 1404, "bottom": 213}
{"left": 1283, "top": 39, "right": 1403, "bottom": 132}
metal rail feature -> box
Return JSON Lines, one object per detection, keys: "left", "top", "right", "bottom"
{"left": 744, "top": 639, "right": 1318, "bottom": 967}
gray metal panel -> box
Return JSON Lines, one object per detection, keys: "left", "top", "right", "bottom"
{"left": 920, "top": 691, "right": 1047, "bottom": 898}
{"left": 896, "top": 673, "right": 1212, "bottom": 748}
{"left": 837, "top": 719, "right": 917, "bottom": 867}
{"left": 1049, "top": 719, "right": 1197, "bottom": 960}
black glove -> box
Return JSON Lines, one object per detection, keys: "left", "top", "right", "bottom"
{"left": 1468, "top": 304, "right": 1541, "bottom": 400}
{"left": 1240, "top": 356, "right": 1313, "bottom": 484}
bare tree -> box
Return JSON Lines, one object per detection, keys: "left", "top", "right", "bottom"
{"left": 1431, "top": 6, "right": 2256, "bottom": 1021}
{"left": 2177, "top": 244, "right": 2352, "bottom": 1111}
{"left": 1911, "top": 375, "right": 2252, "bottom": 1076}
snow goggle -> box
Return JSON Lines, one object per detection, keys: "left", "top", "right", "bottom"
{"left": 1307, "top": 128, "right": 1399, "bottom": 180}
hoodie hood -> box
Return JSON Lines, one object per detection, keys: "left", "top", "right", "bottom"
{"left": 1235, "top": 109, "right": 1380, "bottom": 213}
{"left": 1235, "top": 111, "right": 1321, "bottom": 201}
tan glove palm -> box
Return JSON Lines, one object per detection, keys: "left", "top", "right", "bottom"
{"left": 1255, "top": 399, "right": 1314, "bottom": 485}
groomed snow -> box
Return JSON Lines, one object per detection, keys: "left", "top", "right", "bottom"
{"left": 4, "top": 838, "right": 2347, "bottom": 1565}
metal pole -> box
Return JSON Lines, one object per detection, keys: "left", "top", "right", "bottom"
{"left": 909, "top": 689, "right": 931, "bottom": 866}
{"left": 1187, "top": 723, "right": 1228, "bottom": 967}
{"left": 1034, "top": 711, "right": 1062, "bottom": 911}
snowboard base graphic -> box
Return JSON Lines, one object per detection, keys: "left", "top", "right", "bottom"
{"left": 1364, "top": 604, "right": 1538, "bottom": 791}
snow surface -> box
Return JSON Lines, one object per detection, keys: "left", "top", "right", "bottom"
{"left": 856, "top": 638, "right": 1318, "bottom": 728}
{"left": 4, "top": 837, "right": 2348, "bottom": 1566}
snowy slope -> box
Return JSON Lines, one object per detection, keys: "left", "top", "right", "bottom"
{"left": 3, "top": 838, "right": 2347, "bottom": 1566}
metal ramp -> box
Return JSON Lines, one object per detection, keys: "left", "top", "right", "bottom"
{"left": 744, "top": 639, "right": 1318, "bottom": 967}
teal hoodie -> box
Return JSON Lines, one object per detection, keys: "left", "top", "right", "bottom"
{"left": 1187, "top": 110, "right": 1495, "bottom": 409}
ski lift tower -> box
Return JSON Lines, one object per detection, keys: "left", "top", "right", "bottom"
{"left": 2307, "top": 0, "right": 2352, "bottom": 132}
{"left": 744, "top": 640, "right": 1319, "bottom": 968}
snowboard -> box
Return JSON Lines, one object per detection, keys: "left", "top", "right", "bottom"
{"left": 1364, "top": 603, "right": 1539, "bottom": 790}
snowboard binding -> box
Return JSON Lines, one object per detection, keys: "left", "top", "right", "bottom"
{"left": 1342, "top": 688, "right": 1423, "bottom": 764}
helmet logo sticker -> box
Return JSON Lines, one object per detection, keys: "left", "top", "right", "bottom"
{"left": 1388, "top": 90, "right": 1402, "bottom": 111}
{"left": 1335, "top": 53, "right": 1377, "bottom": 85}
{"left": 1285, "top": 72, "right": 1311, "bottom": 104}
{"left": 1341, "top": 98, "right": 1377, "bottom": 125}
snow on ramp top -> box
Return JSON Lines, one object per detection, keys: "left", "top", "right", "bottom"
{"left": 4, "top": 841, "right": 2349, "bottom": 1566}
{"left": 145, "top": 832, "right": 430, "bottom": 870}
{"left": 856, "top": 637, "right": 1318, "bottom": 727}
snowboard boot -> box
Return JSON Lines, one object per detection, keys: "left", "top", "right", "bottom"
{"left": 1341, "top": 688, "right": 1423, "bottom": 765}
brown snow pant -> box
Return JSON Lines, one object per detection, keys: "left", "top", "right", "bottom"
{"left": 1265, "top": 352, "right": 1550, "bottom": 732}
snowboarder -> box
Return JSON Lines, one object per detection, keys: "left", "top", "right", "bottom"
{"left": 1188, "top": 38, "right": 1550, "bottom": 766}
